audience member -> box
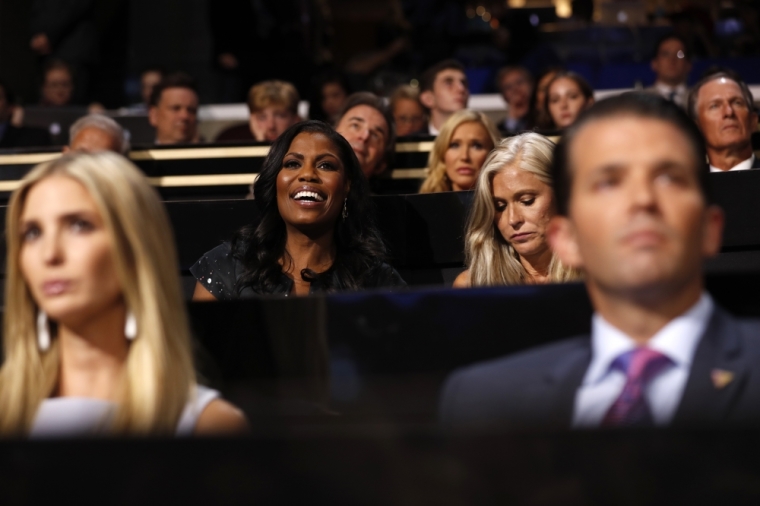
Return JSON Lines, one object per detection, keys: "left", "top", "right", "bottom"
{"left": 0, "top": 152, "right": 247, "bottom": 436}
{"left": 419, "top": 110, "right": 500, "bottom": 194}
{"left": 454, "top": 133, "right": 579, "bottom": 288}
{"left": 39, "top": 60, "right": 74, "bottom": 107}
{"left": 688, "top": 72, "right": 759, "bottom": 172}
{"left": 311, "top": 71, "right": 350, "bottom": 125}
{"left": 546, "top": 71, "right": 594, "bottom": 130}
{"left": 148, "top": 73, "right": 199, "bottom": 145}
{"left": 0, "top": 80, "right": 51, "bottom": 149}
{"left": 390, "top": 85, "right": 426, "bottom": 137}
{"left": 63, "top": 114, "right": 129, "bottom": 154}
{"left": 124, "top": 68, "right": 163, "bottom": 114}
{"left": 496, "top": 66, "right": 534, "bottom": 132}
{"left": 247, "top": 80, "right": 301, "bottom": 142}
{"left": 418, "top": 59, "right": 469, "bottom": 135}
{"left": 648, "top": 34, "right": 692, "bottom": 108}
{"left": 192, "top": 121, "right": 405, "bottom": 299}
{"left": 441, "top": 93, "right": 760, "bottom": 431}
{"left": 532, "top": 67, "right": 562, "bottom": 130}
{"left": 334, "top": 92, "right": 395, "bottom": 180}
{"left": 30, "top": 0, "right": 97, "bottom": 104}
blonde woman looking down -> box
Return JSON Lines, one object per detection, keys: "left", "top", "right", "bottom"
{"left": 419, "top": 110, "right": 501, "bottom": 193}
{"left": 454, "top": 133, "right": 579, "bottom": 287}
{"left": 0, "top": 152, "right": 247, "bottom": 437}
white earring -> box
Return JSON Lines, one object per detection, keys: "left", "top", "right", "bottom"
{"left": 37, "top": 310, "right": 50, "bottom": 352}
{"left": 124, "top": 311, "right": 137, "bottom": 341}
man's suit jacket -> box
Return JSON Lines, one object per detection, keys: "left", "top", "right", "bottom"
{"left": 440, "top": 306, "right": 760, "bottom": 430}
{"left": 752, "top": 156, "right": 760, "bottom": 170}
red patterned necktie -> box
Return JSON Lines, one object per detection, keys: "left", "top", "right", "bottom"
{"left": 601, "top": 347, "right": 673, "bottom": 427}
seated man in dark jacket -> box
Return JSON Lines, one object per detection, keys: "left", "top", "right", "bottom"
{"left": 441, "top": 93, "right": 760, "bottom": 431}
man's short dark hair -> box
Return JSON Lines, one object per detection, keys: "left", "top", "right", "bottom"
{"left": 495, "top": 66, "right": 533, "bottom": 92}
{"left": 651, "top": 33, "right": 691, "bottom": 61}
{"left": 336, "top": 91, "right": 396, "bottom": 172}
{"left": 552, "top": 92, "right": 709, "bottom": 216}
{"left": 419, "top": 59, "right": 466, "bottom": 93}
{"left": 149, "top": 72, "right": 198, "bottom": 107}
{"left": 686, "top": 71, "right": 756, "bottom": 122}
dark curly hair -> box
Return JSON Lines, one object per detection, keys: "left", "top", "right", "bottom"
{"left": 231, "top": 120, "right": 389, "bottom": 294}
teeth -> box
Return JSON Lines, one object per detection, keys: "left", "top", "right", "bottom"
{"left": 294, "top": 191, "right": 324, "bottom": 202}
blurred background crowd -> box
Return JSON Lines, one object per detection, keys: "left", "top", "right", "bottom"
{"left": 0, "top": 0, "right": 758, "bottom": 113}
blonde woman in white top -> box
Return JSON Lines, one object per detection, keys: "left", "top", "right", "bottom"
{"left": 0, "top": 152, "right": 247, "bottom": 436}
{"left": 455, "top": 133, "right": 580, "bottom": 287}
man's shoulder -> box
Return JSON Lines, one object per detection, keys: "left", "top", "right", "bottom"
{"left": 450, "top": 336, "right": 589, "bottom": 383}
{"left": 439, "top": 337, "right": 589, "bottom": 429}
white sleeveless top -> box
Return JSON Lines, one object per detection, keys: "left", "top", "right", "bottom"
{"left": 29, "top": 385, "right": 220, "bottom": 438}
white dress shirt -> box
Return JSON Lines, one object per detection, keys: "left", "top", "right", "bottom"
{"left": 572, "top": 293, "right": 713, "bottom": 428}
{"left": 710, "top": 154, "right": 756, "bottom": 173}
{"left": 652, "top": 82, "right": 688, "bottom": 108}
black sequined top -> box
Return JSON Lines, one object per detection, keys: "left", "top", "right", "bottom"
{"left": 190, "top": 242, "right": 406, "bottom": 299}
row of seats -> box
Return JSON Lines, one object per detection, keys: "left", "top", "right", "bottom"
{"left": 0, "top": 170, "right": 758, "bottom": 299}
{"left": 0, "top": 132, "right": 758, "bottom": 201}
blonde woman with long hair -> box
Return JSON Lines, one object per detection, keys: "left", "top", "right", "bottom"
{"left": 419, "top": 110, "right": 501, "bottom": 193}
{"left": 454, "top": 133, "right": 580, "bottom": 287}
{"left": 0, "top": 152, "right": 246, "bottom": 436}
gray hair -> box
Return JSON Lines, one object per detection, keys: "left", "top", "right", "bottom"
{"left": 687, "top": 72, "right": 756, "bottom": 123}
{"left": 69, "top": 114, "right": 130, "bottom": 155}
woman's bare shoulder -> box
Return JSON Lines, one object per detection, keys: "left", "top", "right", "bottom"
{"left": 453, "top": 270, "right": 470, "bottom": 288}
{"left": 194, "top": 399, "right": 248, "bottom": 435}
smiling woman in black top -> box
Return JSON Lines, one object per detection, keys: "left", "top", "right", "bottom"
{"left": 192, "top": 121, "right": 405, "bottom": 299}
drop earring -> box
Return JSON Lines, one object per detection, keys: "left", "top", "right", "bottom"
{"left": 342, "top": 198, "right": 348, "bottom": 220}
{"left": 37, "top": 310, "right": 50, "bottom": 352}
{"left": 124, "top": 311, "right": 137, "bottom": 340}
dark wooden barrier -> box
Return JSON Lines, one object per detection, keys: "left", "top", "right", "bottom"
{"left": 2, "top": 431, "right": 760, "bottom": 504}
{"left": 187, "top": 272, "right": 760, "bottom": 427}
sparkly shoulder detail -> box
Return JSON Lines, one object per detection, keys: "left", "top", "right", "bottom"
{"left": 190, "top": 242, "right": 241, "bottom": 300}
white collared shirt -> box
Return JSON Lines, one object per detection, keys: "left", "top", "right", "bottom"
{"left": 428, "top": 122, "right": 440, "bottom": 136}
{"left": 710, "top": 154, "right": 756, "bottom": 173}
{"left": 653, "top": 82, "right": 688, "bottom": 107}
{"left": 572, "top": 293, "right": 713, "bottom": 428}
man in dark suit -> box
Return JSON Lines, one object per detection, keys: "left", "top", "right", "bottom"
{"left": 0, "top": 81, "right": 51, "bottom": 150}
{"left": 687, "top": 72, "right": 759, "bottom": 173}
{"left": 440, "top": 93, "right": 760, "bottom": 430}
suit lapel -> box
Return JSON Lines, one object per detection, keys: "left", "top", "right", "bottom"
{"left": 672, "top": 306, "right": 748, "bottom": 427}
{"left": 545, "top": 341, "right": 592, "bottom": 428}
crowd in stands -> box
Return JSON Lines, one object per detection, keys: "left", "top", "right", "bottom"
{"left": 1, "top": 2, "right": 760, "bottom": 444}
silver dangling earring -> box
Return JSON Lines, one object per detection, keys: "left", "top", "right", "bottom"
{"left": 124, "top": 311, "right": 137, "bottom": 341}
{"left": 342, "top": 198, "right": 348, "bottom": 221}
{"left": 37, "top": 310, "right": 51, "bottom": 352}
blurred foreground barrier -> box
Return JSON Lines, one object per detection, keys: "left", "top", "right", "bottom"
{"left": 0, "top": 430, "right": 759, "bottom": 503}
{"left": 185, "top": 275, "right": 760, "bottom": 428}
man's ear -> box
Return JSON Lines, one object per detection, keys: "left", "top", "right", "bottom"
{"left": 547, "top": 215, "right": 584, "bottom": 269}
{"left": 749, "top": 110, "right": 759, "bottom": 132}
{"left": 419, "top": 90, "right": 435, "bottom": 110}
{"left": 702, "top": 204, "right": 724, "bottom": 259}
{"left": 148, "top": 106, "right": 158, "bottom": 128}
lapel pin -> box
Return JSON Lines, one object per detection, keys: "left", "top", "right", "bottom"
{"left": 711, "top": 369, "right": 734, "bottom": 390}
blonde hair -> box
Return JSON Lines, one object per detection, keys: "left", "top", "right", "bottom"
{"left": 247, "top": 80, "right": 300, "bottom": 115}
{"left": 0, "top": 152, "right": 195, "bottom": 435}
{"left": 464, "top": 133, "right": 580, "bottom": 286}
{"left": 419, "top": 110, "right": 501, "bottom": 194}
